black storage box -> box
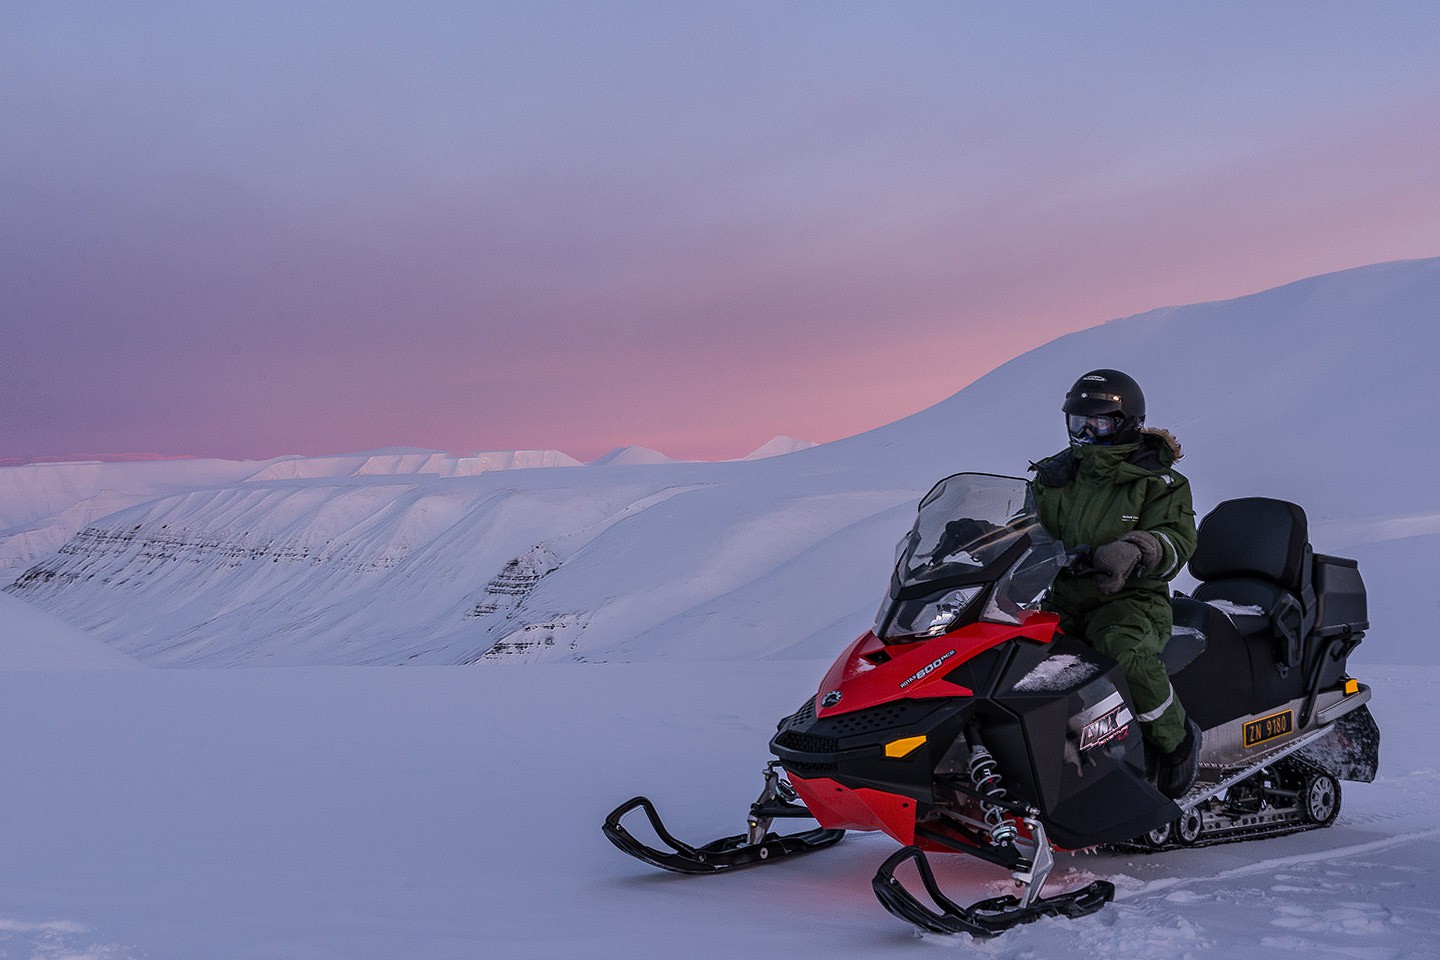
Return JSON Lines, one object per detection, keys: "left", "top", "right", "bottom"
{"left": 1313, "top": 554, "right": 1368, "bottom": 635}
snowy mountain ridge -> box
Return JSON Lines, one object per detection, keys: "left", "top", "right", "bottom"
{"left": 246, "top": 448, "right": 583, "bottom": 481}
{"left": 6, "top": 257, "right": 1440, "bottom": 666}
{"left": 0, "top": 440, "right": 820, "bottom": 580}
{"left": 0, "top": 448, "right": 576, "bottom": 579}
{"left": 588, "top": 445, "right": 675, "bottom": 466}
{"left": 741, "top": 435, "right": 818, "bottom": 459}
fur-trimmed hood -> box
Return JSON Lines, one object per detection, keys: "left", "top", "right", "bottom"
{"left": 1140, "top": 427, "right": 1183, "bottom": 461}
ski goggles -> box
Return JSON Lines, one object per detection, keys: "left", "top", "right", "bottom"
{"left": 1067, "top": 414, "right": 1120, "bottom": 442}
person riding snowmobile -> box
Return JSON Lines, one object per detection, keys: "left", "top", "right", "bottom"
{"left": 1029, "top": 369, "right": 1202, "bottom": 799}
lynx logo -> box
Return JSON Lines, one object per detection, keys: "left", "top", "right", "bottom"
{"left": 1082, "top": 374, "right": 1107, "bottom": 382}
{"left": 1071, "top": 690, "right": 1133, "bottom": 752}
{"left": 821, "top": 690, "right": 843, "bottom": 708}
{"left": 1079, "top": 704, "right": 1133, "bottom": 751}
{"left": 900, "top": 650, "right": 956, "bottom": 689}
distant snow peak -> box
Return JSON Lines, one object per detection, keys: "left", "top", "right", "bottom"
{"left": 462, "top": 450, "right": 583, "bottom": 471}
{"left": 741, "top": 436, "right": 818, "bottom": 460}
{"left": 247, "top": 449, "right": 581, "bottom": 482}
{"left": 589, "top": 446, "right": 675, "bottom": 466}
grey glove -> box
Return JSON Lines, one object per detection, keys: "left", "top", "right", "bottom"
{"left": 1091, "top": 531, "right": 1162, "bottom": 595}
{"left": 1120, "top": 530, "right": 1162, "bottom": 574}
{"left": 1091, "top": 539, "right": 1141, "bottom": 594}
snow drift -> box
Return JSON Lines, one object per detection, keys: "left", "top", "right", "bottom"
{"left": 0, "top": 590, "right": 140, "bottom": 669}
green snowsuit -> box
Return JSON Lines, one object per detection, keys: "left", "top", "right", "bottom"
{"left": 1029, "top": 431, "right": 1198, "bottom": 753}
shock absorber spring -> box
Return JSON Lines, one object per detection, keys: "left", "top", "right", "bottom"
{"left": 968, "top": 737, "right": 1019, "bottom": 846}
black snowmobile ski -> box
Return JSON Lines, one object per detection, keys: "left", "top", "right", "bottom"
{"left": 873, "top": 844, "right": 1114, "bottom": 937}
{"left": 602, "top": 763, "right": 844, "bottom": 874}
{"left": 602, "top": 796, "right": 844, "bottom": 873}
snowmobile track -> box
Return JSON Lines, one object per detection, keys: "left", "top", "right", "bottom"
{"left": 1114, "top": 825, "right": 1440, "bottom": 903}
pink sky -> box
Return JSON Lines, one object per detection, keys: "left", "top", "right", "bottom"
{"left": 4, "top": 3, "right": 1438, "bottom": 463}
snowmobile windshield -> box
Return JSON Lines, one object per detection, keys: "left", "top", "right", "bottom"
{"left": 874, "top": 473, "right": 1067, "bottom": 641}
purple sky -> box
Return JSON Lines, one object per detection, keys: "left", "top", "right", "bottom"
{"left": 4, "top": 2, "right": 1439, "bottom": 462}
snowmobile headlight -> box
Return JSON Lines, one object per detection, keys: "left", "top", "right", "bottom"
{"left": 913, "top": 586, "right": 983, "bottom": 638}
{"left": 877, "top": 586, "right": 983, "bottom": 641}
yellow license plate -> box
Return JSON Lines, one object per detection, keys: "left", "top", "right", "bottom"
{"left": 1243, "top": 709, "right": 1294, "bottom": 748}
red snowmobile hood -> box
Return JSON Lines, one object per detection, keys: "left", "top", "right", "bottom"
{"left": 814, "top": 612, "right": 1060, "bottom": 719}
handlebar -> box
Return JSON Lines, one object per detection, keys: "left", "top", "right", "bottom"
{"left": 1063, "top": 547, "right": 1098, "bottom": 576}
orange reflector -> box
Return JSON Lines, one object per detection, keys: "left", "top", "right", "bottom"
{"left": 884, "top": 735, "right": 927, "bottom": 759}
{"left": 1344, "top": 678, "right": 1360, "bottom": 695}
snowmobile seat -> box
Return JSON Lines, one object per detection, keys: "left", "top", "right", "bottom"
{"left": 1179, "top": 499, "right": 1370, "bottom": 721}
{"left": 1161, "top": 608, "right": 1207, "bottom": 676}
{"left": 1188, "top": 498, "right": 1316, "bottom": 675}
{"left": 1167, "top": 594, "right": 1259, "bottom": 726}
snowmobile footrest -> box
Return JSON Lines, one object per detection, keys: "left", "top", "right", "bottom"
{"left": 872, "top": 845, "right": 1115, "bottom": 936}
{"left": 602, "top": 796, "right": 844, "bottom": 875}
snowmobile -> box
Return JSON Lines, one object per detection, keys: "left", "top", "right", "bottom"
{"left": 603, "top": 473, "right": 1379, "bottom": 936}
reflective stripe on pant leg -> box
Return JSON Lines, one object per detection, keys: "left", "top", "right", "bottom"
{"left": 1136, "top": 682, "right": 1175, "bottom": 722}
{"left": 1140, "top": 696, "right": 1188, "bottom": 754}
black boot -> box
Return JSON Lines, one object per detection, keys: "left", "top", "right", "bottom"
{"left": 1155, "top": 717, "right": 1202, "bottom": 800}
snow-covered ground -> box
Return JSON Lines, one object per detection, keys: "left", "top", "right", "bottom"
{"left": 0, "top": 661, "right": 1431, "bottom": 960}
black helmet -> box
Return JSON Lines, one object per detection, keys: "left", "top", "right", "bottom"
{"left": 1063, "top": 369, "right": 1145, "bottom": 445}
